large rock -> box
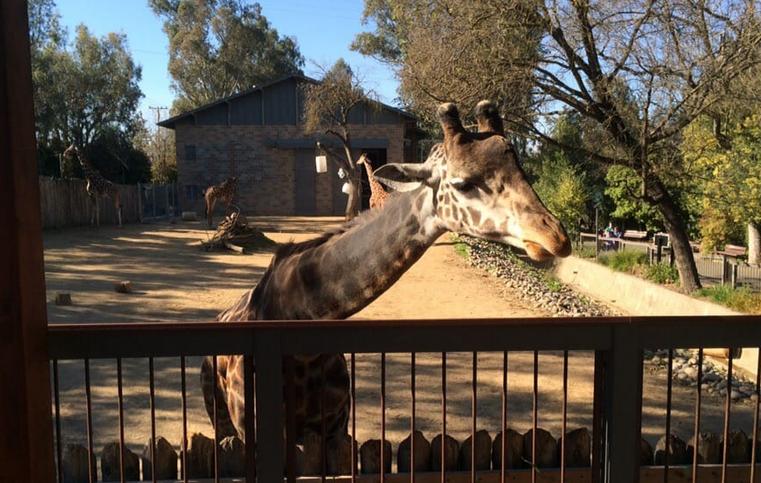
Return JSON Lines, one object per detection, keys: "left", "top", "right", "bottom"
{"left": 62, "top": 444, "right": 94, "bottom": 483}
{"left": 359, "top": 439, "right": 391, "bottom": 474}
{"left": 185, "top": 433, "right": 214, "bottom": 478}
{"left": 687, "top": 432, "right": 721, "bottom": 464}
{"left": 397, "top": 430, "right": 431, "bottom": 472}
{"left": 641, "top": 438, "right": 654, "bottom": 465}
{"left": 459, "top": 430, "right": 491, "bottom": 470}
{"left": 654, "top": 433, "right": 689, "bottom": 465}
{"left": 523, "top": 428, "right": 558, "bottom": 468}
{"left": 219, "top": 436, "right": 245, "bottom": 477}
{"left": 303, "top": 432, "right": 355, "bottom": 475}
{"left": 431, "top": 433, "right": 460, "bottom": 471}
{"left": 492, "top": 429, "right": 524, "bottom": 469}
{"left": 141, "top": 436, "right": 178, "bottom": 481}
{"left": 557, "top": 428, "right": 591, "bottom": 467}
{"left": 722, "top": 430, "right": 751, "bottom": 464}
{"left": 100, "top": 442, "right": 139, "bottom": 482}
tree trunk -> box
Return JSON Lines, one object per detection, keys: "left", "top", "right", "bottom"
{"left": 344, "top": 169, "right": 362, "bottom": 221}
{"left": 748, "top": 222, "right": 761, "bottom": 266}
{"left": 652, "top": 183, "right": 702, "bottom": 292}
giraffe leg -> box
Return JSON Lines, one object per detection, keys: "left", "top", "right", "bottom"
{"left": 89, "top": 195, "right": 96, "bottom": 226}
{"left": 200, "top": 356, "right": 238, "bottom": 440}
{"left": 206, "top": 196, "right": 217, "bottom": 228}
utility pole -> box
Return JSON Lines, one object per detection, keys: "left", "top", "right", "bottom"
{"left": 148, "top": 105, "right": 168, "bottom": 125}
{"left": 148, "top": 106, "right": 170, "bottom": 178}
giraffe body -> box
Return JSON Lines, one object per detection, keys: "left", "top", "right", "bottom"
{"left": 205, "top": 177, "right": 238, "bottom": 227}
{"left": 357, "top": 154, "right": 389, "bottom": 209}
{"left": 202, "top": 101, "right": 572, "bottom": 473}
{"left": 63, "top": 145, "right": 122, "bottom": 227}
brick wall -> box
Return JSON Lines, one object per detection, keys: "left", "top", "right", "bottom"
{"left": 174, "top": 123, "right": 405, "bottom": 216}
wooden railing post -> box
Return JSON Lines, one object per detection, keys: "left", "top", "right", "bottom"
{"left": 604, "top": 324, "right": 643, "bottom": 483}
{"left": 254, "top": 330, "right": 284, "bottom": 480}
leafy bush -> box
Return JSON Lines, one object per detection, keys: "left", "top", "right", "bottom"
{"left": 598, "top": 251, "right": 648, "bottom": 273}
{"left": 645, "top": 263, "right": 679, "bottom": 285}
{"left": 574, "top": 245, "right": 597, "bottom": 259}
{"left": 696, "top": 286, "right": 761, "bottom": 314}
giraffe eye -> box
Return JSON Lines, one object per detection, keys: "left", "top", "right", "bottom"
{"left": 451, "top": 179, "right": 477, "bottom": 193}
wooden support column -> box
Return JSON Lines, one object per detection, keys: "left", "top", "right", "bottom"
{"left": 0, "top": 1, "right": 56, "bottom": 482}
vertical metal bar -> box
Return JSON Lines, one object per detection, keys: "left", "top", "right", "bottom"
{"left": 53, "top": 360, "right": 63, "bottom": 483}
{"left": 84, "top": 359, "right": 95, "bottom": 483}
{"left": 181, "top": 356, "right": 188, "bottom": 483}
{"left": 381, "top": 352, "right": 386, "bottom": 482}
{"left": 212, "top": 356, "right": 219, "bottom": 483}
{"left": 441, "top": 352, "right": 447, "bottom": 483}
{"left": 285, "top": 358, "right": 297, "bottom": 483}
{"left": 501, "top": 351, "right": 507, "bottom": 483}
{"left": 321, "top": 358, "right": 327, "bottom": 482}
{"left": 117, "top": 358, "right": 126, "bottom": 483}
{"left": 561, "top": 350, "right": 568, "bottom": 483}
{"left": 351, "top": 353, "right": 357, "bottom": 482}
{"left": 243, "top": 354, "right": 255, "bottom": 483}
{"left": 254, "top": 332, "right": 284, "bottom": 481}
{"left": 149, "top": 357, "right": 157, "bottom": 483}
{"left": 691, "top": 349, "right": 703, "bottom": 483}
{"left": 411, "top": 352, "right": 416, "bottom": 483}
{"left": 751, "top": 348, "right": 760, "bottom": 483}
{"left": 471, "top": 351, "right": 477, "bottom": 483}
{"left": 591, "top": 351, "right": 605, "bottom": 483}
{"left": 664, "top": 349, "right": 674, "bottom": 483}
{"left": 721, "top": 349, "right": 734, "bottom": 483}
{"left": 532, "top": 351, "right": 538, "bottom": 483}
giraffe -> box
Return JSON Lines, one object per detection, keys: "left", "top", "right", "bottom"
{"left": 356, "top": 154, "right": 390, "bottom": 210}
{"left": 201, "top": 101, "right": 572, "bottom": 473}
{"left": 63, "top": 144, "right": 123, "bottom": 227}
{"left": 204, "top": 176, "right": 238, "bottom": 227}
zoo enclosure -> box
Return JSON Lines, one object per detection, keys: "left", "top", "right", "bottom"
{"left": 48, "top": 315, "right": 761, "bottom": 483}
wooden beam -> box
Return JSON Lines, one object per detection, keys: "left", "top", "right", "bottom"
{"left": 0, "top": 1, "right": 55, "bottom": 482}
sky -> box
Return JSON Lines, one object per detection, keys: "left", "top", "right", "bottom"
{"left": 55, "top": 0, "right": 400, "bottom": 125}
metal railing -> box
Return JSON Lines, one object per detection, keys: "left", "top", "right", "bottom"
{"left": 47, "top": 315, "right": 761, "bottom": 483}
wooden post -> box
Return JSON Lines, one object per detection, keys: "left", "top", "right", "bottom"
{"left": 656, "top": 239, "right": 663, "bottom": 265}
{"left": 722, "top": 256, "right": 730, "bottom": 286}
{"left": 594, "top": 208, "right": 600, "bottom": 260}
{"left": 152, "top": 183, "right": 157, "bottom": 218}
{"left": 137, "top": 183, "right": 143, "bottom": 223}
{"left": 731, "top": 264, "right": 738, "bottom": 289}
{"left": 165, "top": 182, "right": 170, "bottom": 217}
{"left": 0, "top": 1, "right": 56, "bottom": 481}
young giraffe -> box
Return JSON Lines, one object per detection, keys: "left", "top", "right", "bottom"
{"left": 201, "top": 101, "right": 572, "bottom": 472}
{"left": 356, "top": 154, "right": 389, "bottom": 209}
{"left": 204, "top": 176, "right": 238, "bottom": 227}
{"left": 63, "top": 144, "right": 122, "bottom": 227}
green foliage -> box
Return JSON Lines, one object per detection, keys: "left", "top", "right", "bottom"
{"left": 696, "top": 286, "right": 761, "bottom": 314}
{"left": 573, "top": 245, "right": 597, "bottom": 259}
{"left": 604, "top": 165, "right": 661, "bottom": 231}
{"left": 132, "top": 116, "right": 177, "bottom": 184}
{"left": 598, "top": 250, "right": 648, "bottom": 273}
{"left": 150, "top": 0, "right": 304, "bottom": 112}
{"left": 544, "top": 276, "right": 564, "bottom": 293}
{"left": 532, "top": 151, "right": 590, "bottom": 240}
{"left": 644, "top": 264, "right": 680, "bottom": 285}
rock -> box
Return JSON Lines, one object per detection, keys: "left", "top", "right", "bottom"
{"left": 141, "top": 436, "right": 178, "bottom": 480}
{"left": 359, "top": 439, "right": 391, "bottom": 474}
{"left": 431, "top": 433, "right": 459, "bottom": 471}
{"left": 641, "top": 439, "right": 654, "bottom": 465}
{"left": 492, "top": 429, "right": 524, "bottom": 469}
{"left": 62, "top": 444, "right": 94, "bottom": 483}
{"left": 682, "top": 367, "right": 697, "bottom": 379}
{"left": 328, "top": 433, "right": 356, "bottom": 475}
{"left": 185, "top": 433, "right": 214, "bottom": 478}
{"left": 397, "top": 430, "right": 431, "bottom": 472}
{"left": 114, "top": 281, "right": 132, "bottom": 294}
{"left": 303, "top": 432, "right": 354, "bottom": 475}
{"left": 459, "top": 430, "right": 491, "bottom": 470}
{"left": 687, "top": 432, "right": 721, "bottom": 464}
{"left": 55, "top": 293, "right": 72, "bottom": 306}
{"left": 523, "top": 428, "right": 558, "bottom": 468}
{"left": 181, "top": 211, "right": 197, "bottom": 221}
{"left": 219, "top": 436, "right": 245, "bottom": 477}
{"left": 722, "top": 430, "right": 750, "bottom": 464}
{"left": 100, "top": 442, "right": 139, "bottom": 482}
{"left": 558, "top": 428, "right": 591, "bottom": 468}
{"left": 654, "top": 434, "right": 688, "bottom": 465}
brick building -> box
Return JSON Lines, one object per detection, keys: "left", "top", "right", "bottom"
{"left": 158, "top": 75, "right": 422, "bottom": 216}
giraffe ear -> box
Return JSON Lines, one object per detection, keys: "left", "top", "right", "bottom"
{"left": 373, "top": 163, "right": 436, "bottom": 192}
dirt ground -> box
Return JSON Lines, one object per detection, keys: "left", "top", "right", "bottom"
{"left": 45, "top": 218, "right": 757, "bottom": 464}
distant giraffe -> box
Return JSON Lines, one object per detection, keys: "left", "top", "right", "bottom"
{"left": 63, "top": 144, "right": 122, "bottom": 227}
{"left": 356, "top": 154, "right": 389, "bottom": 209}
{"left": 204, "top": 177, "right": 238, "bottom": 227}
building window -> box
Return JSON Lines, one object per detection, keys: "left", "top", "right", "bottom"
{"left": 185, "top": 144, "right": 196, "bottom": 161}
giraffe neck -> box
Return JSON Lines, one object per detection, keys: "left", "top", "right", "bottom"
{"left": 361, "top": 161, "right": 385, "bottom": 196}
{"left": 226, "top": 187, "right": 445, "bottom": 321}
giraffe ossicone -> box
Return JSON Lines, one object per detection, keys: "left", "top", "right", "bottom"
{"left": 202, "top": 100, "right": 571, "bottom": 474}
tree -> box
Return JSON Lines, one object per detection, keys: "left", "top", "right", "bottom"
{"left": 303, "top": 60, "right": 374, "bottom": 220}
{"left": 356, "top": 0, "right": 761, "bottom": 291}
{"left": 133, "top": 115, "right": 177, "bottom": 184}
{"left": 150, "top": 0, "right": 304, "bottom": 113}
{"left": 532, "top": 151, "right": 590, "bottom": 241}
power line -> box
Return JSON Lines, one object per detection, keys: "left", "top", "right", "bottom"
{"left": 148, "top": 105, "right": 169, "bottom": 125}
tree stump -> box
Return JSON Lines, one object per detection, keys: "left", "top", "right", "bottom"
{"left": 722, "top": 430, "right": 751, "bottom": 463}
{"left": 558, "top": 427, "right": 591, "bottom": 467}
{"left": 688, "top": 432, "right": 721, "bottom": 464}
{"left": 431, "top": 433, "right": 459, "bottom": 471}
{"left": 654, "top": 433, "right": 689, "bottom": 465}
{"left": 100, "top": 442, "right": 139, "bottom": 482}
{"left": 523, "top": 428, "right": 558, "bottom": 468}
{"left": 397, "top": 430, "right": 431, "bottom": 472}
{"left": 141, "top": 436, "right": 178, "bottom": 480}
{"left": 62, "top": 444, "right": 94, "bottom": 483}
{"left": 114, "top": 281, "right": 132, "bottom": 293}
{"left": 328, "top": 433, "right": 356, "bottom": 475}
{"left": 219, "top": 436, "right": 245, "bottom": 477}
{"left": 492, "top": 429, "right": 524, "bottom": 469}
{"left": 359, "top": 439, "right": 391, "bottom": 474}
{"left": 185, "top": 433, "right": 214, "bottom": 478}
{"left": 55, "top": 293, "right": 72, "bottom": 306}
{"left": 641, "top": 438, "right": 654, "bottom": 465}
{"left": 459, "top": 429, "right": 491, "bottom": 470}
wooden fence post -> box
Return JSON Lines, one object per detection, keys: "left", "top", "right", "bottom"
{"left": 731, "top": 264, "right": 738, "bottom": 289}
{"left": 152, "top": 183, "right": 157, "bottom": 218}
{"left": 722, "top": 256, "right": 730, "bottom": 286}
{"left": 137, "top": 183, "right": 143, "bottom": 223}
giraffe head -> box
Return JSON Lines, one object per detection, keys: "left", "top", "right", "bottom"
{"left": 356, "top": 154, "right": 371, "bottom": 167}
{"left": 374, "top": 101, "right": 571, "bottom": 261}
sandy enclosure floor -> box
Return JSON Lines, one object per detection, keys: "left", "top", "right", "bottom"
{"left": 45, "top": 219, "right": 756, "bottom": 460}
